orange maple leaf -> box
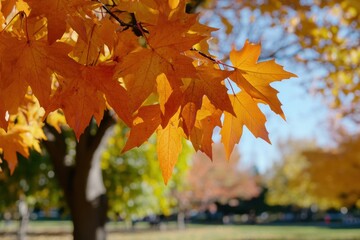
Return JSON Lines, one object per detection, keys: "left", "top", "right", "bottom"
{"left": 164, "top": 65, "right": 233, "bottom": 135}
{"left": 189, "top": 97, "right": 222, "bottom": 159}
{"left": 70, "top": 18, "right": 118, "bottom": 65}
{"left": 221, "top": 92, "right": 270, "bottom": 160}
{"left": 0, "top": 81, "right": 28, "bottom": 129}
{"left": 184, "top": 65, "right": 233, "bottom": 130}
{"left": 0, "top": 129, "right": 29, "bottom": 173}
{"left": 26, "top": 0, "right": 98, "bottom": 43}
{"left": 0, "top": 28, "right": 76, "bottom": 111}
{"left": 116, "top": 3, "right": 205, "bottom": 112}
{"left": 122, "top": 104, "right": 162, "bottom": 152}
{"left": 114, "top": 0, "right": 158, "bottom": 25}
{"left": 0, "top": 103, "right": 7, "bottom": 129}
{"left": 117, "top": 49, "right": 168, "bottom": 112}
{"left": 49, "top": 64, "right": 132, "bottom": 139}
{"left": 157, "top": 114, "right": 183, "bottom": 185}
{"left": 230, "top": 40, "right": 297, "bottom": 119}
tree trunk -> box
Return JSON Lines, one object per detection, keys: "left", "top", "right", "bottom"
{"left": 17, "top": 196, "right": 29, "bottom": 240}
{"left": 70, "top": 125, "right": 114, "bottom": 240}
{"left": 177, "top": 211, "right": 186, "bottom": 230}
{"left": 70, "top": 190, "right": 108, "bottom": 240}
{"left": 68, "top": 144, "right": 108, "bottom": 240}
{"left": 44, "top": 112, "right": 115, "bottom": 240}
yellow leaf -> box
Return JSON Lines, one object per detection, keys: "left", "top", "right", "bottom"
{"left": 157, "top": 116, "right": 183, "bottom": 184}
{"left": 46, "top": 110, "right": 67, "bottom": 133}
{"left": 0, "top": 128, "right": 29, "bottom": 174}
{"left": 221, "top": 92, "right": 270, "bottom": 160}
{"left": 169, "top": 0, "right": 180, "bottom": 9}
{"left": 190, "top": 97, "right": 222, "bottom": 159}
{"left": 156, "top": 73, "right": 173, "bottom": 114}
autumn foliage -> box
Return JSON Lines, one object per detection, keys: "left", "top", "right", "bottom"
{"left": 187, "top": 143, "right": 260, "bottom": 207}
{"left": 0, "top": 0, "right": 296, "bottom": 183}
{"left": 266, "top": 136, "right": 360, "bottom": 210}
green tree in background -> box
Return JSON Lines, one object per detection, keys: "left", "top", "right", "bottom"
{"left": 0, "top": 151, "right": 62, "bottom": 216}
{"left": 101, "top": 123, "right": 192, "bottom": 223}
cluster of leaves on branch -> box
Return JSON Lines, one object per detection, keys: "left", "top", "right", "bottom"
{"left": 0, "top": 0, "right": 295, "bottom": 183}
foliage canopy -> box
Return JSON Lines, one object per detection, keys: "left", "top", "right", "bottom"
{"left": 0, "top": 0, "right": 296, "bottom": 183}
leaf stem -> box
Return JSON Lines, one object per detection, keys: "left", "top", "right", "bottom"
{"left": 22, "top": 12, "right": 30, "bottom": 43}
{"left": 86, "top": 24, "right": 97, "bottom": 66}
{"left": 96, "top": 0, "right": 132, "bottom": 28}
{"left": 190, "top": 48, "right": 235, "bottom": 69}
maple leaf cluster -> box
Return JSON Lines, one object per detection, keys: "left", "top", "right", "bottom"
{"left": 0, "top": 0, "right": 296, "bottom": 183}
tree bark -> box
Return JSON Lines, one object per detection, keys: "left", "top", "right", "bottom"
{"left": 43, "top": 111, "right": 115, "bottom": 240}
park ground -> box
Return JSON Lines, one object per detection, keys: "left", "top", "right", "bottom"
{"left": 1, "top": 221, "right": 360, "bottom": 240}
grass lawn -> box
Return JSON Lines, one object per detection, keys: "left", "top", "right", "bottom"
{"left": 1, "top": 222, "right": 360, "bottom": 240}
{"left": 113, "top": 225, "right": 360, "bottom": 240}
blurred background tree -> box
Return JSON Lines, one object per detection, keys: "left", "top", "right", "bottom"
{"left": 185, "top": 143, "right": 260, "bottom": 211}
{"left": 266, "top": 135, "right": 360, "bottom": 210}
{"left": 0, "top": 152, "right": 62, "bottom": 218}
{"left": 265, "top": 139, "right": 324, "bottom": 209}
{"left": 101, "top": 122, "right": 192, "bottom": 226}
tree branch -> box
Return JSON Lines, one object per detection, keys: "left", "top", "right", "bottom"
{"left": 75, "top": 111, "right": 116, "bottom": 169}
{"left": 96, "top": 0, "right": 148, "bottom": 36}
{"left": 89, "top": 110, "right": 116, "bottom": 151}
